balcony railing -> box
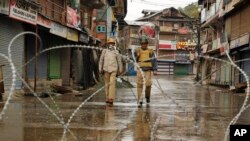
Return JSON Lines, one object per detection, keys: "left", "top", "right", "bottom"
{"left": 207, "top": 38, "right": 221, "bottom": 52}
{"left": 201, "top": 1, "right": 221, "bottom": 23}
{"left": 38, "top": 0, "right": 66, "bottom": 24}
{"left": 160, "top": 26, "right": 176, "bottom": 33}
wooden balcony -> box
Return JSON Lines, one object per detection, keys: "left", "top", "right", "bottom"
{"left": 160, "top": 26, "right": 176, "bottom": 33}
{"left": 37, "top": 0, "right": 66, "bottom": 24}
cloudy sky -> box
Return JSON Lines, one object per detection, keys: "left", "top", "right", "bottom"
{"left": 125, "top": 0, "right": 198, "bottom": 21}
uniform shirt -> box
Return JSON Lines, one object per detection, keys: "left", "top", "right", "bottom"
{"left": 135, "top": 48, "right": 157, "bottom": 71}
{"left": 99, "top": 48, "right": 123, "bottom": 73}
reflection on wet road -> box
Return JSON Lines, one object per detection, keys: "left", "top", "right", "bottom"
{"left": 0, "top": 76, "right": 250, "bottom": 141}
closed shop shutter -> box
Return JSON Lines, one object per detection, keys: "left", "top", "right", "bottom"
{"left": 231, "top": 13, "right": 240, "bottom": 39}
{"left": 48, "top": 35, "right": 62, "bottom": 79}
{"left": 174, "top": 64, "right": 189, "bottom": 75}
{"left": 157, "top": 60, "right": 174, "bottom": 75}
{"left": 174, "top": 50, "right": 190, "bottom": 75}
{"left": 0, "top": 18, "right": 24, "bottom": 90}
{"left": 241, "top": 50, "right": 250, "bottom": 82}
{"left": 240, "top": 5, "right": 250, "bottom": 35}
{"left": 49, "top": 50, "right": 61, "bottom": 79}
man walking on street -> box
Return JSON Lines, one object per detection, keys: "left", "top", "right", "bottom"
{"left": 134, "top": 35, "right": 157, "bottom": 106}
{"left": 99, "top": 37, "right": 123, "bottom": 104}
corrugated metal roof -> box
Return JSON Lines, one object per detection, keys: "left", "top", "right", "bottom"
{"left": 125, "top": 21, "right": 155, "bottom": 26}
{"left": 136, "top": 11, "right": 162, "bottom": 21}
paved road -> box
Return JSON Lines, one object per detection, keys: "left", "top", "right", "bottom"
{"left": 0, "top": 75, "right": 250, "bottom": 141}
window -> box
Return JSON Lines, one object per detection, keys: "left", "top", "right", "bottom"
{"left": 96, "top": 25, "right": 106, "bottom": 32}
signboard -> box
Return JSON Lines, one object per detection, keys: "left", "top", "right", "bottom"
{"left": 37, "top": 15, "right": 51, "bottom": 28}
{"left": 66, "top": 6, "right": 81, "bottom": 29}
{"left": 230, "top": 34, "right": 249, "bottom": 49}
{"left": 67, "top": 28, "right": 78, "bottom": 42}
{"left": 178, "top": 28, "right": 189, "bottom": 34}
{"left": 177, "top": 41, "right": 196, "bottom": 50}
{"left": 159, "top": 40, "right": 176, "bottom": 50}
{"left": 79, "top": 33, "right": 89, "bottom": 43}
{"left": 9, "top": 0, "right": 38, "bottom": 25}
{"left": 0, "top": 0, "right": 9, "bottom": 15}
{"left": 50, "top": 22, "right": 67, "bottom": 38}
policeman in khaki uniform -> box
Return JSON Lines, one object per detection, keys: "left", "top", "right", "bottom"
{"left": 134, "top": 35, "right": 157, "bottom": 106}
{"left": 99, "top": 37, "right": 123, "bottom": 104}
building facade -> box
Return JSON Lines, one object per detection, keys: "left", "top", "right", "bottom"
{"left": 123, "top": 21, "right": 157, "bottom": 75}
{"left": 198, "top": 0, "right": 250, "bottom": 88}
{"left": 0, "top": 0, "right": 107, "bottom": 92}
{"left": 136, "top": 7, "right": 197, "bottom": 75}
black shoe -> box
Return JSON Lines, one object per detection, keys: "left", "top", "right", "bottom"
{"left": 146, "top": 98, "right": 150, "bottom": 103}
{"left": 138, "top": 101, "right": 143, "bottom": 107}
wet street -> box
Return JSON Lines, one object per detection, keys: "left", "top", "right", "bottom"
{"left": 1, "top": 75, "right": 250, "bottom": 141}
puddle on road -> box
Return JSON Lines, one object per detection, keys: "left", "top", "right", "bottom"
{"left": 0, "top": 81, "right": 250, "bottom": 141}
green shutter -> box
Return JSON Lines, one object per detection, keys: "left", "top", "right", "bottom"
{"left": 174, "top": 64, "right": 189, "bottom": 75}
{"left": 49, "top": 49, "right": 61, "bottom": 79}
{"left": 96, "top": 26, "right": 106, "bottom": 33}
{"left": 96, "top": 26, "right": 101, "bottom": 32}
{"left": 102, "top": 26, "right": 106, "bottom": 32}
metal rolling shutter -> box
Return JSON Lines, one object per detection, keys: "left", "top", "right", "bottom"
{"left": 48, "top": 35, "right": 62, "bottom": 79}
{"left": 240, "top": 4, "right": 250, "bottom": 35}
{"left": 48, "top": 49, "right": 61, "bottom": 79}
{"left": 174, "top": 64, "right": 189, "bottom": 75}
{"left": 231, "top": 12, "right": 240, "bottom": 39}
{"left": 0, "top": 18, "right": 24, "bottom": 90}
{"left": 241, "top": 50, "right": 250, "bottom": 82}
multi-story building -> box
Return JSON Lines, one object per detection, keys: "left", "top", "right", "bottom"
{"left": 136, "top": 7, "right": 197, "bottom": 75}
{"left": 123, "top": 21, "right": 157, "bottom": 75}
{"left": 198, "top": 0, "right": 250, "bottom": 88}
{"left": 0, "top": 0, "right": 108, "bottom": 92}
{"left": 224, "top": 0, "right": 250, "bottom": 88}
{"left": 95, "top": 0, "right": 127, "bottom": 47}
{"left": 198, "top": 0, "right": 226, "bottom": 85}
